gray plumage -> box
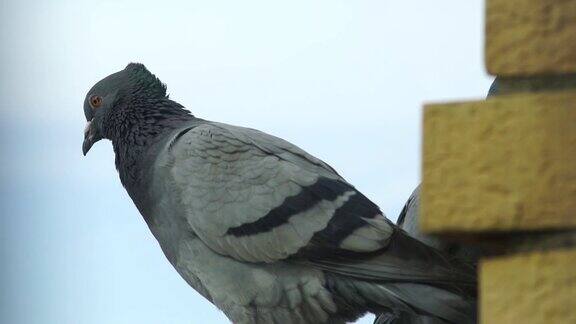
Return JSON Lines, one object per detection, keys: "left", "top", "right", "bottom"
{"left": 395, "top": 187, "right": 480, "bottom": 268}
{"left": 487, "top": 78, "right": 500, "bottom": 97}
{"left": 374, "top": 187, "right": 479, "bottom": 324}
{"left": 82, "top": 63, "right": 477, "bottom": 324}
{"left": 374, "top": 78, "right": 500, "bottom": 323}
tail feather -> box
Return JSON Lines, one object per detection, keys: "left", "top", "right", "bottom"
{"left": 307, "top": 229, "right": 476, "bottom": 290}
{"left": 375, "top": 312, "right": 450, "bottom": 324}
{"left": 303, "top": 228, "right": 477, "bottom": 323}
{"left": 326, "top": 275, "right": 476, "bottom": 323}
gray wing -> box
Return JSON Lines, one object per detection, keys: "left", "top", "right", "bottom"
{"left": 397, "top": 186, "right": 480, "bottom": 264}
{"left": 397, "top": 186, "right": 447, "bottom": 251}
{"left": 393, "top": 77, "right": 498, "bottom": 258}
{"left": 162, "top": 122, "right": 395, "bottom": 264}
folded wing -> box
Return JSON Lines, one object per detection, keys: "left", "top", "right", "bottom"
{"left": 163, "top": 122, "right": 474, "bottom": 286}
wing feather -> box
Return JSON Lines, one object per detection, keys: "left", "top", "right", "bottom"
{"left": 161, "top": 122, "right": 392, "bottom": 263}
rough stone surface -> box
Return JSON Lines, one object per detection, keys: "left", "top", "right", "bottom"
{"left": 481, "top": 249, "right": 576, "bottom": 324}
{"left": 486, "top": 0, "right": 576, "bottom": 76}
{"left": 421, "top": 91, "right": 576, "bottom": 234}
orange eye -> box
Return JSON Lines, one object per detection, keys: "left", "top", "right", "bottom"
{"left": 89, "top": 95, "right": 103, "bottom": 109}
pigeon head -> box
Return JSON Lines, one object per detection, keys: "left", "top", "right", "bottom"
{"left": 82, "top": 63, "right": 168, "bottom": 155}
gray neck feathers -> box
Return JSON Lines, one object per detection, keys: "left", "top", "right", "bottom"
{"left": 108, "top": 98, "right": 193, "bottom": 191}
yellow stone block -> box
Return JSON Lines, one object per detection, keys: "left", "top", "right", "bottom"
{"left": 481, "top": 249, "right": 576, "bottom": 324}
{"left": 486, "top": 0, "right": 576, "bottom": 76}
{"left": 421, "top": 91, "right": 576, "bottom": 234}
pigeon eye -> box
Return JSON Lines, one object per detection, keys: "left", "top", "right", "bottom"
{"left": 89, "top": 95, "right": 103, "bottom": 109}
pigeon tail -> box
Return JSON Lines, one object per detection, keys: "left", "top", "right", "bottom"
{"left": 305, "top": 229, "right": 477, "bottom": 323}
{"left": 374, "top": 311, "right": 452, "bottom": 324}
{"left": 326, "top": 274, "right": 476, "bottom": 323}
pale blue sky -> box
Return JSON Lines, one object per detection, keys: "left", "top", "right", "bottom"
{"left": 0, "top": 1, "right": 491, "bottom": 323}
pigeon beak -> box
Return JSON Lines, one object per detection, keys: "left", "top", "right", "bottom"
{"left": 82, "top": 120, "right": 101, "bottom": 156}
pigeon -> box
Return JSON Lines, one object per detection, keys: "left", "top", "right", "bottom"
{"left": 394, "top": 187, "right": 480, "bottom": 267}
{"left": 396, "top": 77, "right": 499, "bottom": 254}
{"left": 374, "top": 78, "right": 500, "bottom": 324}
{"left": 82, "top": 63, "right": 477, "bottom": 324}
{"left": 487, "top": 78, "right": 500, "bottom": 97}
